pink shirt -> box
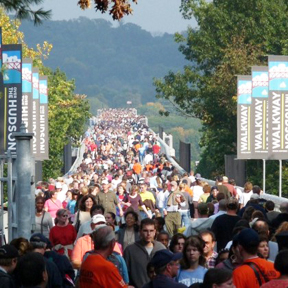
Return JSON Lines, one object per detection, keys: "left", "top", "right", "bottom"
{"left": 44, "top": 199, "right": 62, "bottom": 218}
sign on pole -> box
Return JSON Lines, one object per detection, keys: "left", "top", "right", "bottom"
{"left": 39, "top": 76, "right": 49, "bottom": 160}
{"left": 1, "top": 44, "right": 22, "bottom": 154}
{"left": 250, "top": 66, "right": 269, "bottom": 159}
{"left": 268, "top": 56, "right": 288, "bottom": 159}
{"left": 237, "top": 76, "right": 252, "bottom": 159}
{"left": 22, "top": 59, "right": 33, "bottom": 133}
{"left": 32, "top": 68, "right": 40, "bottom": 159}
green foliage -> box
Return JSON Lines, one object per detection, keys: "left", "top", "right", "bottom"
{"left": 41, "top": 68, "right": 91, "bottom": 179}
{"left": 154, "top": 0, "right": 288, "bottom": 181}
{"left": 0, "top": 0, "right": 51, "bottom": 24}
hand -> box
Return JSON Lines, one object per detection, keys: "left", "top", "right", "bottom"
{"left": 125, "top": 202, "right": 132, "bottom": 207}
{"left": 175, "top": 196, "right": 181, "bottom": 203}
{"left": 163, "top": 210, "right": 167, "bottom": 216}
{"left": 119, "top": 210, "right": 124, "bottom": 217}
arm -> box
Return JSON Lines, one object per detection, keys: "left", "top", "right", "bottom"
{"left": 46, "top": 212, "right": 54, "bottom": 229}
{"left": 117, "top": 202, "right": 124, "bottom": 217}
{"left": 140, "top": 205, "right": 152, "bottom": 219}
{"left": 71, "top": 238, "right": 82, "bottom": 269}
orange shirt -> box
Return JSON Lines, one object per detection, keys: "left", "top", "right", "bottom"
{"left": 134, "top": 143, "right": 141, "bottom": 152}
{"left": 79, "top": 254, "right": 127, "bottom": 288}
{"left": 185, "top": 186, "right": 193, "bottom": 197}
{"left": 133, "top": 163, "right": 142, "bottom": 175}
{"left": 72, "top": 235, "right": 123, "bottom": 264}
{"left": 233, "top": 258, "right": 279, "bottom": 288}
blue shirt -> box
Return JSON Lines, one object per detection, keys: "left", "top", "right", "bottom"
{"left": 176, "top": 266, "right": 207, "bottom": 287}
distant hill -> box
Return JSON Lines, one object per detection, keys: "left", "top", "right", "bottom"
{"left": 20, "top": 17, "right": 188, "bottom": 107}
{"left": 20, "top": 18, "right": 202, "bottom": 163}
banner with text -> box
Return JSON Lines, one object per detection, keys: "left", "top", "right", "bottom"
{"left": 39, "top": 76, "right": 49, "bottom": 160}
{"left": 32, "top": 68, "right": 40, "bottom": 159}
{"left": 251, "top": 66, "right": 269, "bottom": 159}
{"left": 0, "top": 27, "right": 3, "bottom": 154}
{"left": 268, "top": 56, "right": 288, "bottom": 159}
{"left": 1, "top": 44, "right": 22, "bottom": 154}
{"left": 237, "top": 76, "right": 252, "bottom": 159}
{"left": 22, "top": 58, "right": 33, "bottom": 133}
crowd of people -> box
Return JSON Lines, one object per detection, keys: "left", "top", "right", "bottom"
{"left": 1, "top": 108, "right": 288, "bottom": 288}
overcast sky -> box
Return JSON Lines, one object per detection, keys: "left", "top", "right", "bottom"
{"left": 41, "top": 0, "right": 196, "bottom": 34}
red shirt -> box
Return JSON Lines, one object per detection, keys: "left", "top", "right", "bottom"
{"left": 49, "top": 224, "right": 77, "bottom": 258}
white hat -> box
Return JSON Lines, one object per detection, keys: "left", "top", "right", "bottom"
{"left": 91, "top": 214, "right": 106, "bottom": 225}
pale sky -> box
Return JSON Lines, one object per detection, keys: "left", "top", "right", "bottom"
{"left": 41, "top": 0, "right": 196, "bottom": 34}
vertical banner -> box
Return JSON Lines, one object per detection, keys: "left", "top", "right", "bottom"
{"left": 39, "top": 76, "right": 49, "bottom": 160}
{"left": 251, "top": 66, "right": 269, "bottom": 159}
{"left": 237, "top": 76, "right": 252, "bottom": 159}
{"left": 32, "top": 68, "right": 40, "bottom": 159}
{"left": 22, "top": 59, "right": 33, "bottom": 133}
{"left": 0, "top": 27, "right": 4, "bottom": 154}
{"left": 268, "top": 56, "right": 288, "bottom": 159}
{"left": 1, "top": 44, "right": 22, "bottom": 154}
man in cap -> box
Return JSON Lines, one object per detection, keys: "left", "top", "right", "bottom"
{"left": 233, "top": 228, "right": 279, "bottom": 288}
{"left": 143, "top": 249, "right": 186, "bottom": 288}
{"left": 76, "top": 204, "right": 105, "bottom": 239}
{"left": 0, "top": 244, "right": 18, "bottom": 288}
{"left": 30, "top": 233, "right": 63, "bottom": 288}
{"left": 79, "top": 225, "right": 130, "bottom": 288}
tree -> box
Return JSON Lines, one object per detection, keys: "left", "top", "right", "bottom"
{"left": 78, "top": 0, "right": 138, "bottom": 20}
{"left": 0, "top": 0, "right": 51, "bottom": 24}
{"left": 0, "top": 9, "right": 91, "bottom": 179}
{"left": 41, "top": 68, "right": 91, "bottom": 179}
{"left": 154, "top": 0, "right": 288, "bottom": 178}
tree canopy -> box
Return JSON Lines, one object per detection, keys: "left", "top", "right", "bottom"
{"left": 0, "top": 0, "right": 51, "bottom": 24}
{"left": 154, "top": 0, "right": 288, "bottom": 180}
{"left": 0, "top": 9, "right": 91, "bottom": 179}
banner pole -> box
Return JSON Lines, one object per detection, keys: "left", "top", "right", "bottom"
{"left": 279, "top": 160, "right": 282, "bottom": 198}
{"left": 262, "top": 159, "right": 266, "bottom": 193}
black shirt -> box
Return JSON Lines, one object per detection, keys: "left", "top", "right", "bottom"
{"left": 211, "top": 213, "right": 241, "bottom": 252}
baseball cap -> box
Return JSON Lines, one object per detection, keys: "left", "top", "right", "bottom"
{"left": 151, "top": 249, "right": 182, "bottom": 267}
{"left": 234, "top": 228, "right": 259, "bottom": 248}
{"left": 102, "top": 179, "right": 109, "bottom": 185}
{"left": 0, "top": 244, "right": 19, "bottom": 259}
{"left": 195, "top": 173, "right": 201, "bottom": 179}
{"left": 30, "top": 233, "right": 49, "bottom": 248}
{"left": 91, "top": 214, "right": 106, "bottom": 225}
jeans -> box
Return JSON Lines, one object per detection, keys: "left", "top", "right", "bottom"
{"left": 140, "top": 210, "right": 152, "bottom": 220}
{"left": 179, "top": 210, "right": 191, "bottom": 228}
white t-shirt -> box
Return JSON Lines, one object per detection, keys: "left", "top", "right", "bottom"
{"left": 239, "top": 190, "right": 253, "bottom": 206}
{"left": 193, "top": 185, "right": 204, "bottom": 201}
